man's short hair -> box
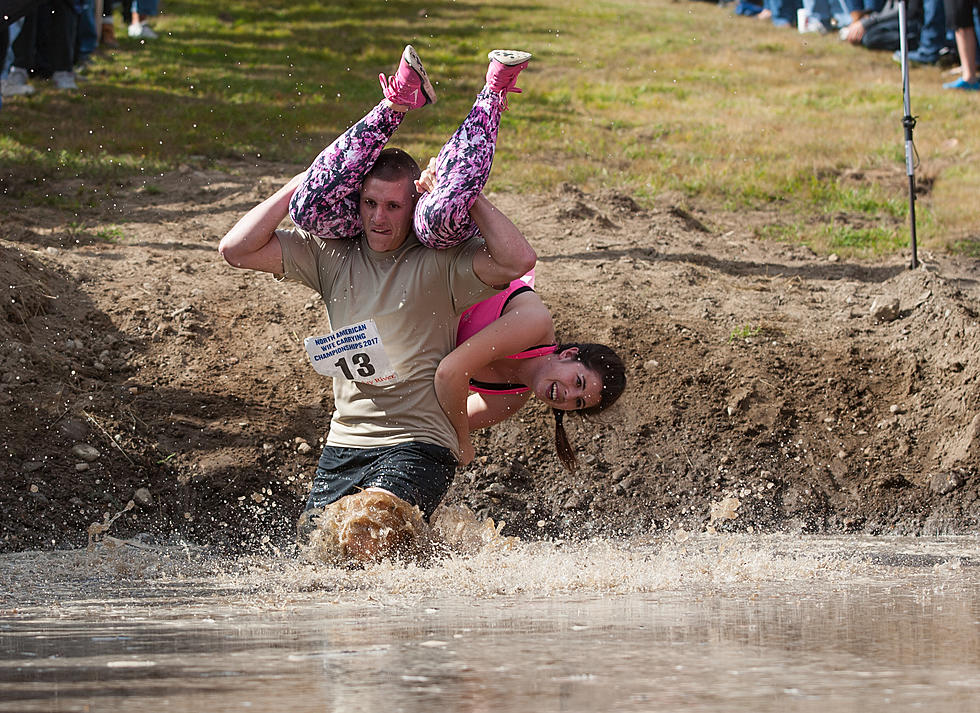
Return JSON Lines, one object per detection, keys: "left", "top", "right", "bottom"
{"left": 365, "top": 148, "right": 422, "bottom": 186}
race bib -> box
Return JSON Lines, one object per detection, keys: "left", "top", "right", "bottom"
{"left": 303, "top": 319, "right": 398, "bottom": 385}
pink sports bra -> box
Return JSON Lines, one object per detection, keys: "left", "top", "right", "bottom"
{"left": 456, "top": 269, "right": 558, "bottom": 394}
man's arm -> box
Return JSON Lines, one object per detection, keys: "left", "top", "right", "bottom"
{"left": 218, "top": 173, "right": 305, "bottom": 274}
{"left": 470, "top": 194, "right": 537, "bottom": 287}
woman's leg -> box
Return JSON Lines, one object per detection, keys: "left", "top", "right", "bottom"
{"left": 413, "top": 90, "right": 501, "bottom": 249}
{"left": 288, "top": 102, "right": 405, "bottom": 238}
{"left": 414, "top": 50, "right": 530, "bottom": 249}
{"left": 289, "top": 45, "right": 434, "bottom": 239}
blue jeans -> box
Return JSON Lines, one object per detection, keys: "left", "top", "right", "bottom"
{"left": 76, "top": 1, "right": 97, "bottom": 61}
{"left": 766, "top": 0, "right": 803, "bottom": 25}
{"left": 104, "top": 0, "right": 159, "bottom": 18}
{"left": 803, "top": 0, "right": 852, "bottom": 27}
{"left": 132, "top": 0, "right": 159, "bottom": 16}
{"left": 2, "top": 19, "right": 25, "bottom": 78}
{"left": 914, "top": 0, "right": 951, "bottom": 57}
{"left": 843, "top": 0, "right": 886, "bottom": 13}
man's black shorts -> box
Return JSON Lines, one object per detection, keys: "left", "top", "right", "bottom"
{"left": 304, "top": 442, "right": 457, "bottom": 520}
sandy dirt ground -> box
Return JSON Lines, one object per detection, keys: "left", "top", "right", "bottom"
{"left": 2, "top": 160, "right": 978, "bottom": 552}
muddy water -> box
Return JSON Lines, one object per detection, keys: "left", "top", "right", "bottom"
{"left": 1, "top": 534, "right": 978, "bottom": 712}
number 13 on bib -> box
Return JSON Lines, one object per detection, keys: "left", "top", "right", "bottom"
{"left": 303, "top": 319, "right": 398, "bottom": 385}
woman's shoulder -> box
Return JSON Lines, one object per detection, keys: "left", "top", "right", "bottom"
{"left": 502, "top": 290, "right": 554, "bottom": 335}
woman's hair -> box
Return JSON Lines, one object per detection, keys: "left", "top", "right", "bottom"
{"left": 551, "top": 342, "right": 627, "bottom": 472}
{"left": 365, "top": 148, "right": 422, "bottom": 189}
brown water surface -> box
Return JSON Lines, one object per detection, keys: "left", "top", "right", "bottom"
{"left": 1, "top": 534, "right": 977, "bottom": 712}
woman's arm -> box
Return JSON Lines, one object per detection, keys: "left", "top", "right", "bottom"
{"left": 435, "top": 295, "right": 553, "bottom": 463}
{"left": 466, "top": 391, "right": 533, "bottom": 430}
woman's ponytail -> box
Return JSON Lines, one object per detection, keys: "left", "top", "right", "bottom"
{"left": 553, "top": 408, "right": 578, "bottom": 472}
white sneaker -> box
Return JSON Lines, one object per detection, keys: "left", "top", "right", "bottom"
{"left": 51, "top": 71, "right": 78, "bottom": 91}
{"left": 128, "top": 22, "right": 158, "bottom": 39}
{"left": 799, "top": 16, "right": 828, "bottom": 34}
{"left": 1, "top": 67, "right": 35, "bottom": 96}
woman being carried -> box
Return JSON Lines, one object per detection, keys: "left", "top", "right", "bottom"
{"left": 435, "top": 266, "right": 626, "bottom": 470}
{"left": 391, "top": 54, "right": 627, "bottom": 471}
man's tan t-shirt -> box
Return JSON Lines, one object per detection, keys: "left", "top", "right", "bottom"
{"left": 278, "top": 228, "right": 498, "bottom": 455}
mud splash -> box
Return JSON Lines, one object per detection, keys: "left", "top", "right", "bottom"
{"left": 296, "top": 491, "right": 516, "bottom": 566}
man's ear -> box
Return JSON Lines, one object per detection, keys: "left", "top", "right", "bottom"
{"left": 557, "top": 346, "right": 579, "bottom": 360}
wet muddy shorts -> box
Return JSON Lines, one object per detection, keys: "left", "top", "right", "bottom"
{"left": 303, "top": 442, "right": 457, "bottom": 520}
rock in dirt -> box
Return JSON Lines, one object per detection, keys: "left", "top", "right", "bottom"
{"left": 929, "top": 471, "right": 965, "bottom": 496}
{"left": 59, "top": 418, "right": 89, "bottom": 441}
{"left": 870, "top": 296, "right": 901, "bottom": 322}
{"left": 71, "top": 443, "right": 100, "bottom": 462}
{"left": 134, "top": 488, "right": 154, "bottom": 506}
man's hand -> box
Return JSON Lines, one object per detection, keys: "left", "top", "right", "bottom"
{"left": 414, "top": 157, "right": 437, "bottom": 194}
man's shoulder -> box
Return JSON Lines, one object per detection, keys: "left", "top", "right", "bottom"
{"left": 280, "top": 228, "right": 365, "bottom": 258}
{"left": 400, "top": 235, "right": 484, "bottom": 263}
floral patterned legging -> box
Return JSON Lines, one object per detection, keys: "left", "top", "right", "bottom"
{"left": 288, "top": 88, "right": 503, "bottom": 249}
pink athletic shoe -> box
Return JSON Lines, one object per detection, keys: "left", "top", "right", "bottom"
{"left": 486, "top": 49, "right": 532, "bottom": 94}
{"left": 379, "top": 44, "right": 437, "bottom": 109}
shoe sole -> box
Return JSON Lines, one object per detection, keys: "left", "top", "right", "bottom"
{"left": 403, "top": 44, "right": 437, "bottom": 105}
{"left": 488, "top": 49, "right": 532, "bottom": 66}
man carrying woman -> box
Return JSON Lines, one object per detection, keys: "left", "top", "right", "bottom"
{"left": 221, "top": 45, "right": 625, "bottom": 562}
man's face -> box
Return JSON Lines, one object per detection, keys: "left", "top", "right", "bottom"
{"left": 359, "top": 176, "right": 416, "bottom": 252}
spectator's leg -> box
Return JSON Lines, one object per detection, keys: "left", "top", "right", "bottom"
{"left": 76, "top": 0, "right": 98, "bottom": 65}
{"left": 12, "top": 8, "right": 39, "bottom": 72}
{"left": 101, "top": 0, "right": 119, "bottom": 47}
{"left": 2, "top": 19, "right": 25, "bottom": 78}
{"left": 36, "top": 0, "right": 77, "bottom": 82}
{"left": 953, "top": 26, "right": 978, "bottom": 79}
{"left": 913, "top": 0, "right": 949, "bottom": 59}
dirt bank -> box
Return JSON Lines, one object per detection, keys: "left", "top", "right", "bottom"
{"left": 2, "top": 161, "right": 977, "bottom": 552}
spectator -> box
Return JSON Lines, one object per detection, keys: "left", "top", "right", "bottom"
{"left": 9, "top": 0, "right": 79, "bottom": 91}
{"left": 74, "top": 0, "right": 97, "bottom": 67}
{"left": 761, "top": 0, "right": 804, "bottom": 27}
{"left": 893, "top": 0, "right": 956, "bottom": 64}
{"left": 127, "top": 0, "right": 158, "bottom": 39}
{"left": 942, "top": 0, "right": 980, "bottom": 87}
{"left": 842, "top": 0, "right": 923, "bottom": 50}
{"left": 101, "top": 0, "right": 157, "bottom": 44}
{"left": 1, "top": 1, "right": 44, "bottom": 98}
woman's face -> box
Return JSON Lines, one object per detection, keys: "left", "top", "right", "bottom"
{"left": 532, "top": 348, "right": 604, "bottom": 411}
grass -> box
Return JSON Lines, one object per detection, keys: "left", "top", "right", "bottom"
{"left": 2, "top": 0, "right": 979, "bottom": 256}
{"left": 729, "top": 324, "right": 761, "bottom": 343}
{"left": 95, "top": 226, "right": 126, "bottom": 243}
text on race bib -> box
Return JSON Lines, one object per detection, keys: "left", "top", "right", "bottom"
{"left": 303, "top": 319, "right": 398, "bottom": 385}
